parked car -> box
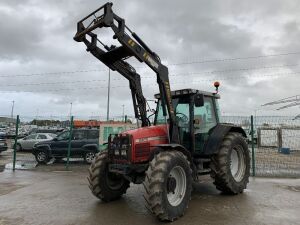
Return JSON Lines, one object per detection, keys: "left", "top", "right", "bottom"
{"left": 29, "top": 128, "right": 64, "bottom": 135}
{"left": 0, "top": 132, "right": 8, "bottom": 153}
{"left": 32, "top": 129, "right": 99, "bottom": 164}
{"left": 17, "top": 133, "right": 57, "bottom": 151}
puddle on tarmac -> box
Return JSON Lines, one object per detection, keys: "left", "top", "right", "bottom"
{"left": 286, "top": 185, "right": 300, "bottom": 192}
{"left": 280, "top": 185, "right": 300, "bottom": 192}
{"left": 5, "top": 162, "right": 37, "bottom": 170}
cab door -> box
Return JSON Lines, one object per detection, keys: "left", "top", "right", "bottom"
{"left": 175, "top": 99, "right": 191, "bottom": 150}
{"left": 194, "top": 97, "right": 217, "bottom": 153}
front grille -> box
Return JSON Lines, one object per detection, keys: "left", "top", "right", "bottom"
{"left": 108, "top": 134, "right": 131, "bottom": 161}
{"left": 135, "top": 143, "right": 150, "bottom": 158}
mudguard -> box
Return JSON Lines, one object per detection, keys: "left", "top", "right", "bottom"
{"left": 32, "top": 144, "right": 51, "bottom": 156}
{"left": 202, "top": 123, "right": 246, "bottom": 156}
{"left": 152, "top": 144, "right": 192, "bottom": 161}
{"left": 150, "top": 144, "right": 197, "bottom": 179}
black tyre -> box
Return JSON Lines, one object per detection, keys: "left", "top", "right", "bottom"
{"left": 16, "top": 143, "right": 22, "bottom": 151}
{"left": 88, "top": 152, "right": 130, "bottom": 202}
{"left": 210, "top": 132, "right": 250, "bottom": 194}
{"left": 35, "top": 150, "right": 50, "bottom": 164}
{"left": 84, "top": 151, "right": 96, "bottom": 164}
{"left": 143, "top": 151, "right": 192, "bottom": 221}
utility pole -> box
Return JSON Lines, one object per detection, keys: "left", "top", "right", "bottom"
{"left": 122, "top": 104, "right": 125, "bottom": 122}
{"left": 10, "top": 100, "right": 14, "bottom": 118}
{"left": 106, "top": 69, "right": 111, "bottom": 121}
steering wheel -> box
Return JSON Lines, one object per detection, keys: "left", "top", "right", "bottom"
{"left": 175, "top": 112, "right": 189, "bottom": 123}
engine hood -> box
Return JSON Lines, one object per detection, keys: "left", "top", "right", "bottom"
{"left": 123, "top": 124, "right": 168, "bottom": 143}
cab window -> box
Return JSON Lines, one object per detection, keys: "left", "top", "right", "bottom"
{"left": 88, "top": 130, "right": 99, "bottom": 139}
{"left": 37, "top": 134, "right": 47, "bottom": 139}
{"left": 72, "top": 130, "right": 86, "bottom": 140}
{"left": 194, "top": 97, "right": 217, "bottom": 134}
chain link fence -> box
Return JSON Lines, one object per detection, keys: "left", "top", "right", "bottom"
{"left": 222, "top": 115, "right": 300, "bottom": 178}
{"left": 0, "top": 114, "right": 137, "bottom": 172}
{"left": 1, "top": 114, "right": 300, "bottom": 177}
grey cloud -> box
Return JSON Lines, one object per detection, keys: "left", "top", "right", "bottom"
{"left": 0, "top": 0, "right": 299, "bottom": 119}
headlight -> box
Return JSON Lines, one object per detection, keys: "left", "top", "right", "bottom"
{"left": 121, "top": 149, "right": 127, "bottom": 156}
{"left": 114, "top": 149, "right": 120, "bottom": 155}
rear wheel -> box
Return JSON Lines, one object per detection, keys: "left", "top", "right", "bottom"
{"left": 88, "top": 152, "right": 129, "bottom": 202}
{"left": 210, "top": 132, "right": 250, "bottom": 194}
{"left": 143, "top": 151, "right": 192, "bottom": 221}
{"left": 84, "top": 151, "right": 96, "bottom": 164}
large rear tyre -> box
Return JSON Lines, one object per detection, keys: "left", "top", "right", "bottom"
{"left": 210, "top": 132, "right": 250, "bottom": 194}
{"left": 88, "top": 152, "right": 130, "bottom": 202}
{"left": 143, "top": 151, "right": 192, "bottom": 221}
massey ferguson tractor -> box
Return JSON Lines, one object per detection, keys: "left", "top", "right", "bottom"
{"left": 74, "top": 3, "right": 250, "bottom": 221}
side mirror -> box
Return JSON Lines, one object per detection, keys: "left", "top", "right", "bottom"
{"left": 53, "top": 137, "right": 58, "bottom": 141}
{"left": 194, "top": 94, "right": 204, "bottom": 107}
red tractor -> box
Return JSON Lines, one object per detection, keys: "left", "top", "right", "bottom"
{"left": 74, "top": 3, "right": 250, "bottom": 221}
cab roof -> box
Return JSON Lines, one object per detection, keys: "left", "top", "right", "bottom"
{"left": 154, "top": 88, "right": 220, "bottom": 99}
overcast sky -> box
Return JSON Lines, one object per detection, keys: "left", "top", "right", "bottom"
{"left": 0, "top": 0, "right": 299, "bottom": 121}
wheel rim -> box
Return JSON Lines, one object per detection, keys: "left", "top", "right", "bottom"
{"left": 37, "top": 152, "right": 46, "bottom": 162}
{"left": 105, "top": 171, "right": 125, "bottom": 190}
{"left": 85, "top": 152, "right": 95, "bottom": 163}
{"left": 166, "top": 166, "right": 186, "bottom": 207}
{"left": 230, "top": 146, "right": 246, "bottom": 182}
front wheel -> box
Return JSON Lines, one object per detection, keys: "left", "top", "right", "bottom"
{"left": 35, "top": 150, "right": 50, "bottom": 164}
{"left": 210, "top": 132, "right": 250, "bottom": 194}
{"left": 144, "top": 151, "right": 192, "bottom": 221}
{"left": 88, "top": 152, "right": 130, "bottom": 202}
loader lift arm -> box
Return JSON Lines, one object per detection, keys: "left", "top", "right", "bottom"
{"left": 74, "top": 2, "right": 179, "bottom": 143}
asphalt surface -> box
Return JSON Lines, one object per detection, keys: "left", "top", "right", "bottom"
{"left": 0, "top": 170, "right": 299, "bottom": 225}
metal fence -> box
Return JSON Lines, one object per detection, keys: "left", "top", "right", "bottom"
{"left": 222, "top": 115, "right": 300, "bottom": 178}
{"left": 0, "top": 114, "right": 138, "bottom": 172}
{"left": 1, "top": 114, "right": 300, "bottom": 177}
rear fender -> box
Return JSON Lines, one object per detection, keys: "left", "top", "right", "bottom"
{"left": 203, "top": 123, "right": 246, "bottom": 156}
{"left": 82, "top": 144, "right": 99, "bottom": 152}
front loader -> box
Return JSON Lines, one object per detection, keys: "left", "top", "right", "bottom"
{"left": 74, "top": 3, "right": 250, "bottom": 221}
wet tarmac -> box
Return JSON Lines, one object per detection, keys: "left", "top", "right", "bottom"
{"left": 0, "top": 170, "right": 299, "bottom": 225}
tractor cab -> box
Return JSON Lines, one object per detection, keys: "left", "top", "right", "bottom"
{"left": 154, "top": 89, "right": 220, "bottom": 154}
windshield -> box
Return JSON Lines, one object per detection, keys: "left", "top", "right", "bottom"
{"left": 155, "top": 100, "right": 168, "bottom": 125}
{"left": 57, "top": 131, "right": 70, "bottom": 140}
{"left": 155, "top": 100, "right": 172, "bottom": 125}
